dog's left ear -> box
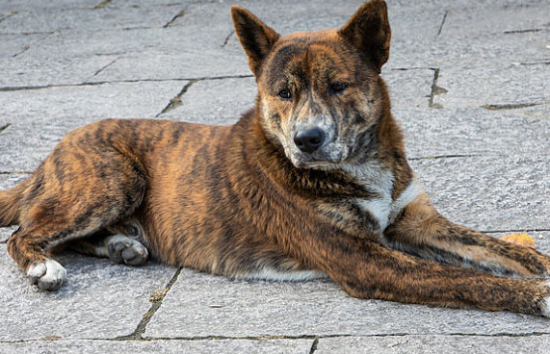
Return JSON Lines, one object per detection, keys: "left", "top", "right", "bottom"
{"left": 231, "top": 6, "right": 280, "bottom": 77}
{"left": 339, "top": 0, "right": 391, "bottom": 73}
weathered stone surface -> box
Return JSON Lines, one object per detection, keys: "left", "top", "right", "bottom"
{"left": 0, "top": 80, "right": 186, "bottom": 124}
{"left": 0, "top": 244, "right": 177, "bottom": 341}
{"left": 145, "top": 268, "right": 550, "bottom": 339}
{"left": 0, "top": 6, "right": 182, "bottom": 34}
{"left": 411, "top": 154, "right": 550, "bottom": 231}
{"left": 398, "top": 106, "right": 550, "bottom": 159}
{"left": 159, "top": 77, "right": 257, "bottom": 124}
{"left": 433, "top": 64, "right": 550, "bottom": 109}
{"left": 315, "top": 335, "right": 550, "bottom": 354}
{"left": 0, "top": 339, "right": 314, "bottom": 354}
{"left": 0, "top": 33, "right": 50, "bottom": 59}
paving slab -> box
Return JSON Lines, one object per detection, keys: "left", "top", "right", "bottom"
{"left": 0, "top": 54, "right": 119, "bottom": 88}
{"left": 315, "top": 335, "right": 550, "bottom": 354}
{"left": 0, "top": 339, "right": 314, "bottom": 354}
{"left": 411, "top": 154, "right": 550, "bottom": 232}
{"left": 0, "top": 33, "right": 51, "bottom": 59}
{"left": 0, "top": 80, "right": 186, "bottom": 124}
{"left": 0, "top": 244, "right": 177, "bottom": 341}
{"left": 145, "top": 268, "right": 550, "bottom": 339}
{"left": 0, "top": 5, "right": 182, "bottom": 34}
{"left": 433, "top": 64, "right": 550, "bottom": 109}
{"left": 398, "top": 106, "right": 550, "bottom": 159}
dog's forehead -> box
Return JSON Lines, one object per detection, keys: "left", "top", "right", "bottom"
{"left": 263, "top": 29, "right": 357, "bottom": 81}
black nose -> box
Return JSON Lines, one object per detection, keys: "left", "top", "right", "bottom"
{"left": 294, "top": 127, "right": 325, "bottom": 154}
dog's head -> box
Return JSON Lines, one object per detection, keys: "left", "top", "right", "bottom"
{"left": 232, "top": 0, "right": 391, "bottom": 169}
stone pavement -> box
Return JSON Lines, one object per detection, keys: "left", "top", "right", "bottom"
{"left": 0, "top": 0, "right": 549, "bottom": 352}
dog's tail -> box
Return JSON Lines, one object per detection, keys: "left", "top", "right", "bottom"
{"left": 0, "top": 182, "right": 25, "bottom": 227}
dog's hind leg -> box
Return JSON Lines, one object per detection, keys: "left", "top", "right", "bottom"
{"left": 68, "top": 219, "right": 149, "bottom": 266}
{"left": 6, "top": 136, "right": 147, "bottom": 290}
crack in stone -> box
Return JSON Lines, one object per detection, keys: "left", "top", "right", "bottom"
{"left": 0, "top": 11, "right": 18, "bottom": 24}
{"left": 504, "top": 28, "right": 543, "bottom": 34}
{"left": 94, "top": 0, "right": 113, "bottom": 10}
{"left": 115, "top": 268, "right": 182, "bottom": 340}
{"left": 409, "top": 154, "right": 480, "bottom": 161}
{"left": 437, "top": 10, "right": 448, "bottom": 36}
{"left": 156, "top": 80, "right": 196, "bottom": 117}
{"left": 0, "top": 123, "right": 11, "bottom": 134}
{"left": 0, "top": 75, "right": 254, "bottom": 92}
{"left": 481, "top": 101, "right": 550, "bottom": 110}
{"left": 91, "top": 58, "right": 119, "bottom": 78}
{"left": 309, "top": 337, "right": 319, "bottom": 354}
{"left": 221, "top": 30, "right": 234, "bottom": 48}
{"left": 428, "top": 68, "right": 447, "bottom": 109}
{"left": 3, "top": 332, "right": 550, "bottom": 344}
{"left": 164, "top": 8, "right": 186, "bottom": 28}
{"left": 483, "top": 228, "right": 550, "bottom": 234}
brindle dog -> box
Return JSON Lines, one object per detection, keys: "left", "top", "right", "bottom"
{"left": 2, "top": 0, "right": 550, "bottom": 317}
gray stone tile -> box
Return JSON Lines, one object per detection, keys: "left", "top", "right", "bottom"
{"left": 0, "top": 6, "right": 181, "bottom": 34}
{"left": 398, "top": 106, "right": 550, "bottom": 158}
{"left": 0, "top": 54, "right": 118, "bottom": 88}
{"left": 316, "top": 335, "right": 550, "bottom": 354}
{"left": 0, "top": 339, "right": 314, "bottom": 354}
{"left": 90, "top": 50, "right": 251, "bottom": 83}
{"left": 1, "top": 0, "right": 102, "bottom": 12}
{"left": 145, "top": 268, "right": 550, "bottom": 339}
{"left": 0, "top": 81, "right": 186, "bottom": 124}
{"left": 159, "top": 77, "right": 257, "bottom": 125}
{"left": 0, "top": 33, "right": 50, "bottom": 59}
{"left": 411, "top": 154, "right": 550, "bottom": 231}
{"left": 433, "top": 64, "right": 550, "bottom": 109}
{"left": 441, "top": 2, "right": 550, "bottom": 39}
{"left": 0, "top": 244, "right": 177, "bottom": 341}
{"left": 384, "top": 69, "right": 434, "bottom": 108}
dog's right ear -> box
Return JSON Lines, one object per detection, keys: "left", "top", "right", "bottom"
{"left": 231, "top": 6, "right": 280, "bottom": 77}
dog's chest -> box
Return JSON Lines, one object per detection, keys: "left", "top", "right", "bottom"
{"left": 341, "top": 162, "right": 394, "bottom": 234}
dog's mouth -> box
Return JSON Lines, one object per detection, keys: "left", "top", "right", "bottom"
{"left": 285, "top": 144, "right": 350, "bottom": 170}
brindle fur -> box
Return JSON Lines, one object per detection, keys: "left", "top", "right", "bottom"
{"left": 2, "top": 0, "right": 550, "bottom": 317}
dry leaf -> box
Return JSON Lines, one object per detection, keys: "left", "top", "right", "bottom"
{"left": 500, "top": 233, "right": 537, "bottom": 249}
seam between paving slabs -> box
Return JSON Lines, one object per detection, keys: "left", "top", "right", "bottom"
{"left": 0, "top": 75, "right": 254, "bottom": 92}
{"left": 115, "top": 267, "right": 182, "bottom": 340}
{"left": 4, "top": 332, "right": 550, "bottom": 344}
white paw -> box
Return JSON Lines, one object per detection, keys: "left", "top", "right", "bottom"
{"left": 541, "top": 281, "right": 550, "bottom": 318}
{"left": 27, "top": 259, "right": 67, "bottom": 291}
{"left": 107, "top": 235, "right": 149, "bottom": 266}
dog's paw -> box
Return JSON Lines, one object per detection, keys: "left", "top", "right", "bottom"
{"left": 107, "top": 235, "right": 149, "bottom": 266}
{"left": 27, "top": 259, "right": 67, "bottom": 291}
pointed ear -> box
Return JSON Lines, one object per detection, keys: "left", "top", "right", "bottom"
{"left": 231, "top": 6, "right": 280, "bottom": 77}
{"left": 338, "top": 0, "right": 391, "bottom": 73}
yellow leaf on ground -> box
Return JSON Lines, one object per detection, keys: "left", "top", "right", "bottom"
{"left": 500, "top": 233, "right": 537, "bottom": 249}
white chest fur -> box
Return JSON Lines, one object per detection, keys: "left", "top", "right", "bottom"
{"left": 341, "top": 161, "right": 422, "bottom": 234}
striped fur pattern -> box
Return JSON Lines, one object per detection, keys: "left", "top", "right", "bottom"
{"left": 2, "top": 0, "right": 550, "bottom": 317}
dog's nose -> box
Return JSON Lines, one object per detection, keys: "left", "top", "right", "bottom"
{"left": 294, "top": 127, "right": 325, "bottom": 154}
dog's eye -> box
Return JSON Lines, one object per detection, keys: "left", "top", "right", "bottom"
{"left": 330, "top": 82, "right": 347, "bottom": 93}
{"left": 278, "top": 89, "right": 292, "bottom": 100}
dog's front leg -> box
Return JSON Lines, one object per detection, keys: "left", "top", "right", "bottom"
{"left": 286, "top": 227, "right": 550, "bottom": 317}
{"left": 383, "top": 192, "right": 550, "bottom": 278}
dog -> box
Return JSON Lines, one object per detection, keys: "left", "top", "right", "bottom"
{"left": 1, "top": 0, "right": 550, "bottom": 317}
